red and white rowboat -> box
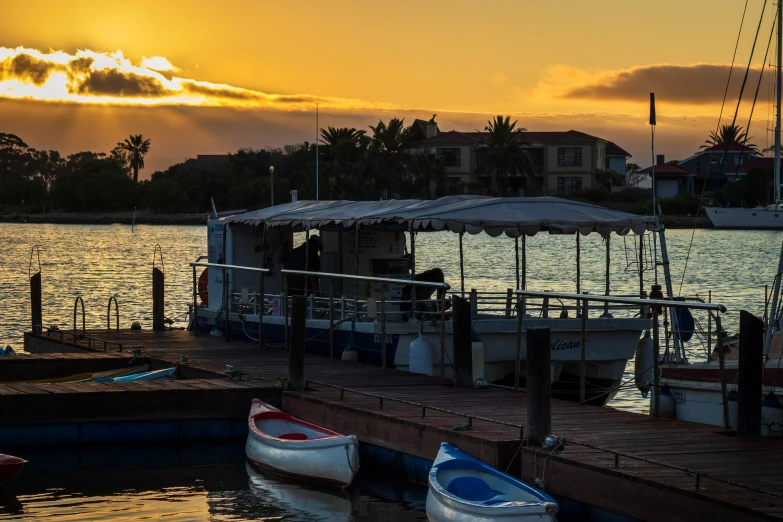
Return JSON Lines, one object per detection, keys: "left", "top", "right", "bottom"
{"left": 245, "top": 399, "right": 359, "bottom": 488}
{"left": 0, "top": 454, "right": 26, "bottom": 483}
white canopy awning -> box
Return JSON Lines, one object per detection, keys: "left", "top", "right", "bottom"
{"left": 222, "top": 196, "right": 655, "bottom": 236}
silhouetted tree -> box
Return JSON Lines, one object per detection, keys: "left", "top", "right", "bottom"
{"left": 476, "top": 115, "right": 535, "bottom": 195}
{"left": 117, "top": 134, "right": 151, "bottom": 182}
{"left": 701, "top": 124, "right": 759, "bottom": 154}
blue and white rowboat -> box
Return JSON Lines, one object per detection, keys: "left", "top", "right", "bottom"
{"left": 96, "top": 366, "right": 177, "bottom": 383}
{"left": 426, "top": 443, "right": 558, "bottom": 522}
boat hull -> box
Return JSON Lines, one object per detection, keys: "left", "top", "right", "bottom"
{"left": 246, "top": 399, "right": 359, "bottom": 488}
{"left": 705, "top": 206, "right": 783, "bottom": 229}
{"left": 427, "top": 443, "right": 557, "bottom": 522}
{"left": 197, "top": 311, "right": 644, "bottom": 405}
{"left": 0, "top": 455, "right": 26, "bottom": 484}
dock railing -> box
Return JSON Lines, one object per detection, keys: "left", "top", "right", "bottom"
{"left": 189, "top": 261, "right": 270, "bottom": 346}
{"left": 515, "top": 289, "right": 729, "bottom": 423}
{"left": 281, "top": 269, "right": 450, "bottom": 377}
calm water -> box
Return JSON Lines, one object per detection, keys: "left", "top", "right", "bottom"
{"left": 1, "top": 223, "right": 782, "bottom": 413}
{"left": 0, "top": 444, "right": 427, "bottom": 522}
{"left": 0, "top": 223, "right": 780, "bottom": 520}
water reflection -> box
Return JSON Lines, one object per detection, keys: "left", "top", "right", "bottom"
{"left": 0, "top": 443, "right": 427, "bottom": 521}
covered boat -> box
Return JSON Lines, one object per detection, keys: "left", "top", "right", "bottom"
{"left": 426, "top": 443, "right": 557, "bottom": 522}
{"left": 245, "top": 399, "right": 359, "bottom": 487}
{"left": 0, "top": 454, "right": 26, "bottom": 484}
{"left": 192, "top": 196, "right": 659, "bottom": 405}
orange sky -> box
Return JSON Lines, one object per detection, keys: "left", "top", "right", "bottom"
{"left": 0, "top": 0, "right": 777, "bottom": 174}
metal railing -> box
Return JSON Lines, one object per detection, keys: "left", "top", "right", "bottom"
{"left": 189, "top": 261, "right": 270, "bottom": 345}
{"left": 306, "top": 380, "right": 524, "bottom": 439}
{"left": 281, "top": 269, "right": 449, "bottom": 376}
{"left": 514, "top": 289, "right": 729, "bottom": 425}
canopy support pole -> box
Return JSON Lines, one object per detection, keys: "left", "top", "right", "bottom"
{"left": 304, "top": 227, "right": 310, "bottom": 296}
{"left": 639, "top": 233, "right": 645, "bottom": 316}
{"left": 522, "top": 234, "right": 526, "bottom": 290}
{"left": 603, "top": 234, "right": 611, "bottom": 317}
{"left": 459, "top": 231, "right": 465, "bottom": 297}
{"left": 515, "top": 237, "right": 520, "bottom": 290}
{"left": 576, "top": 233, "right": 581, "bottom": 316}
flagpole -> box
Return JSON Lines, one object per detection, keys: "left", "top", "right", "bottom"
{"left": 316, "top": 103, "right": 320, "bottom": 201}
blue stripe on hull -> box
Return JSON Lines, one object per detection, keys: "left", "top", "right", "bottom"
{"left": 195, "top": 317, "right": 401, "bottom": 367}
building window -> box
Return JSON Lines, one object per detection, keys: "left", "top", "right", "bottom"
{"left": 557, "top": 177, "right": 582, "bottom": 195}
{"left": 437, "top": 148, "right": 461, "bottom": 167}
{"left": 557, "top": 147, "right": 582, "bottom": 167}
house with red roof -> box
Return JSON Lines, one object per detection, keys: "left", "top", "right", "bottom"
{"left": 408, "top": 118, "right": 631, "bottom": 196}
{"left": 639, "top": 156, "right": 694, "bottom": 198}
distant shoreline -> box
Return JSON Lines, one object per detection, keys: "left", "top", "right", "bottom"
{"left": 0, "top": 212, "right": 714, "bottom": 229}
{"left": 0, "top": 212, "right": 208, "bottom": 226}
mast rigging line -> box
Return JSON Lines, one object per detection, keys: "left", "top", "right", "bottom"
{"left": 717, "top": 0, "right": 752, "bottom": 133}
{"left": 679, "top": 0, "right": 771, "bottom": 297}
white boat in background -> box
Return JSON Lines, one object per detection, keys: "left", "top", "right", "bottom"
{"left": 705, "top": 204, "right": 783, "bottom": 229}
{"left": 426, "top": 443, "right": 558, "bottom": 522}
{"left": 705, "top": 0, "right": 783, "bottom": 228}
{"left": 245, "top": 399, "right": 359, "bottom": 488}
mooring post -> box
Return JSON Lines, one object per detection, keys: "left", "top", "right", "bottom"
{"left": 289, "top": 295, "right": 306, "bottom": 391}
{"left": 737, "top": 310, "right": 764, "bottom": 436}
{"left": 452, "top": 295, "right": 473, "bottom": 387}
{"left": 514, "top": 296, "right": 524, "bottom": 392}
{"left": 526, "top": 328, "right": 552, "bottom": 446}
{"left": 152, "top": 267, "right": 165, "bottom": 330}
{"left": 469, "top": 288, "right": 478, "bottom": 319}
{"left": 505, "top": 288, "right": 513, "bottom": 318}
{"left": 580, "top": 300, "right": 588, "bottom": 405}
{"left": 29, "top": 245, "right": 42, "bottom": 333}
{"left": 30, "top": 271, "right": 42, "bottom": 333}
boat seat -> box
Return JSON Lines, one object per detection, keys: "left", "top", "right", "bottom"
{"left": 445, "top": 476, "right": 500, "bottom": 502}
{"left": 278, "top": 432, "right": 309, "bottom": 440}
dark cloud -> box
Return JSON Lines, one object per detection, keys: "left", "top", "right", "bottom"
{"left": 73, "top": 69, "right": 168, "bottom": 97}
{"left": 68, "top": 57, "right": 94, "bottom": 76}
{"left": 561, "top": 64, "right": 769, "bottom": 104}
{"left": 0, "top": 54, "right": 62, "bottom": 85}
{"left": 182, "top": 81, "right": 261, "bottom": 100}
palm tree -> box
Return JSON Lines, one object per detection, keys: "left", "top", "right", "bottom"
{"left": 477, "top": 115, "right": 535, "bottom": 195}
{"left": 319, "top": 126, "right": 368, "bottom": 199}
{"left": 409, "top": 152, "right": 446, "bottom": 198}
{"left": 701, "top": 124, "right": 759, "bottom": 154}
{"left": 368, "top": 118, "right": 412, "bottom": 197}
{"left": 117, "top": 134, "right": 151, "bottom": 183}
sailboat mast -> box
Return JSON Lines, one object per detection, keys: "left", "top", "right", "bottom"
{"left": 776, "top": 0, "right": 781, "bottom": 203}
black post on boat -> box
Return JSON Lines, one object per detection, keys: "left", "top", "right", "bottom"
{"left": 29, "top": 246, "right": 42, "bottom": 333}
{"left": 452, "top": 295, "right": 473, "bottom": 387}
{"left": 152, "top": 245, "right": 165, "bottom": 331}
{"left": 526, "top": 327, "right": 551, "bottom": 446}
{"left": 289, "top": 295, "right": 306, "bottom": 391}
{"left": 737, "top": 310, "right": 764, "bottom": 436}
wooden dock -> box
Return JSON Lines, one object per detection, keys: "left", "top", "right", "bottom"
{"left": 21, "top": 328, "right": 783, "bottom": 522}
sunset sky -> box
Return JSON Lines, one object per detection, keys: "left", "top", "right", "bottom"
{"left": 0, "top": 0, "right": 777, "bottom": 175}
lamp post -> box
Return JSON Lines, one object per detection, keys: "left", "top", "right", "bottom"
{"left": 269, "top": 166, "right": 275, "bottom": 207}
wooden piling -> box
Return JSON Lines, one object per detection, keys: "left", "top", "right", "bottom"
{"left": 452, "top": 295, "right": 473, "bottom": 387}
{"left": 289, "top": 295, "right": 306, "bottom": 391}
{"left": 737, "top": 310, "right": 764, "bottom": 436}
{"left": 526, "top": 327, "right": 552, "bottom": 446}
{"left": 30, "top": 272, "right": 42, "bottom": 333}
{"left": 152, "top": 267, "right": 165, "bottom": 330}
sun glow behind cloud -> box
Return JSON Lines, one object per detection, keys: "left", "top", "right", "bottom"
{"left": 0, "top": 47, "right": 388, "bottom": 110}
